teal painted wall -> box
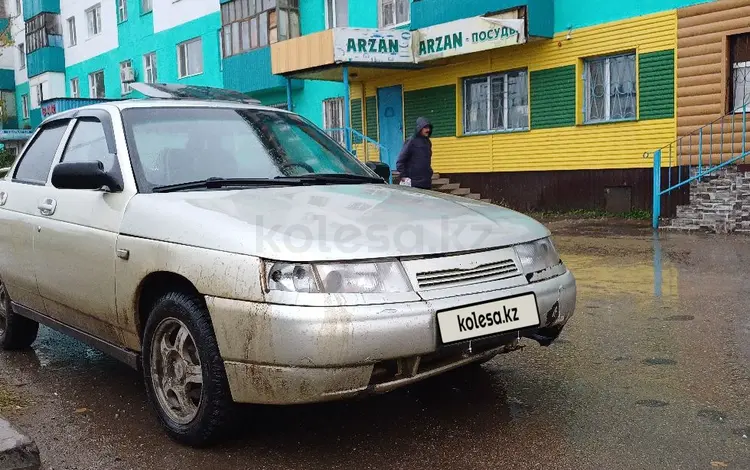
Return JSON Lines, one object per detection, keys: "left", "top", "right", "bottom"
{"left": 65, "top": 2, "right": 222, "bottom": 99}
{"left": 15, "top": 82, "right": 30, "bottom": 129}
{"left": 553, "top": 0, "right": 711, "bottom": 32}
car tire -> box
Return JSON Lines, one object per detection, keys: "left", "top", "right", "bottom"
{"left": 0, "top": 278, "right": 39, "bottom": 351}
{"left": 141, "top": 291, "right": 233, "bottom": 447}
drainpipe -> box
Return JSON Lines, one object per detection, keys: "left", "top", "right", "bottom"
{"left": 343, "top": 65, "right": 351, "bottom": 151}
{"left": 361, "top": 81, "right": 368, "bottom": 163}
{"left": 286, "top": 77, "right": 293, "bottom": 112}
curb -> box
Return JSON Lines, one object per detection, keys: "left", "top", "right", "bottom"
{"left": 0, "top": 418, "right": 40, "bottom": 470}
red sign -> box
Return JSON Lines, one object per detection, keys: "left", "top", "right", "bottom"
{"left": 41, "top": 102, "right": 57, "bottom": 118}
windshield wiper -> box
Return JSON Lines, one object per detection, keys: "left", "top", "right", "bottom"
{"left": 276, "top": 173, "right": 385, "bottom": 185}
{"left": 152, "top": 177, "right": 304, "bottom": 193}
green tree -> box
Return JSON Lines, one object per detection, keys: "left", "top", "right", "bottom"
{"left": 0, "top": 147, "right": 15, "bottom": 168}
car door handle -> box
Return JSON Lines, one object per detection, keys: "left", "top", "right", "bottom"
{"left": 38, "top": 198, "right": 57, "bottom": 216}
{"left": 0, "top": 191, "right": 7, "bottom": 206}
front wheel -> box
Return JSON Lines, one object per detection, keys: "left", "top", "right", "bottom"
{"left": 141, "top": 291, "right": 233, "bottom": 447}
{"left": 0, "top": 278, "right": 39, "bottom": 350}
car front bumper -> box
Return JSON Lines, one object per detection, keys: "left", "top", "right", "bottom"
{"left": 205, "top": 270, "right": 576, "bottom": 405}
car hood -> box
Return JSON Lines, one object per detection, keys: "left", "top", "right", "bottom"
{"left": 120, "top": 184, "right": 550, "bottom": 261}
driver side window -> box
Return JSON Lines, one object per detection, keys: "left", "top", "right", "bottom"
{"left": 61, "top": 119, "right": 114, "bottom": 168}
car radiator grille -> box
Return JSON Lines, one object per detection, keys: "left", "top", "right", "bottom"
{"left": 416, "top": 259, "right": 519, "bottom": 290}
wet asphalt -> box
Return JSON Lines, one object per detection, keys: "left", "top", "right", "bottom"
{"left": 0, "top": 219, "right": 748, "bottom": 470}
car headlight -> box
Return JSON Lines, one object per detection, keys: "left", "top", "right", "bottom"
{"left": 514, "top": 237, "right": 564, "bottom": 281}
{"left": 265, "top": 260, "right": 412, "bottom": 293}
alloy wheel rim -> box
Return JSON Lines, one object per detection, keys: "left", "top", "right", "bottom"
{"left": 150, "top": 318, "right": 203, "bottom": 425}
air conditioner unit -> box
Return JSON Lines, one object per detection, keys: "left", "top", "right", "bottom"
{"left": 120, "top": 67, "right": 135, "bottom": 83}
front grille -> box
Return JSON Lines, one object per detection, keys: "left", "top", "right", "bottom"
{"left": 416, "top": 259, "right": 519, "bottom": 290}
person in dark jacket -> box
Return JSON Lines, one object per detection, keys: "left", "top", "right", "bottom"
{"left": 396, "top": 117, "right": 433, "bottom": 189}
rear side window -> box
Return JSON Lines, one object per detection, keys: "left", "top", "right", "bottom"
{"left": 14, "top": 122, "right": 68, "bottom": 184}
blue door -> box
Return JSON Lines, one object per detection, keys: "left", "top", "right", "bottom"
{"left": 377, "top": 85, "right": 404, "bottom": 170}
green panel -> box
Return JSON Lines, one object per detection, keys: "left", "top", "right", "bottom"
{"left": 365, "top": 96, "right": 377, "bottom": 140}
{"left": 639, "top": 49, "right": 675, "bottom": 121}
{"left": 350, "top": 98, "right": 363, "bottom": 134}
{"left": 530, "top": 65, "right": 576, "bottom": 129}
{"left": 403, "top": 85, "right": 456, "bottom": 138}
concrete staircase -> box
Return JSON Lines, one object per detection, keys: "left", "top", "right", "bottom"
{"left": 391, "top": 171, "right": 492, "bottom": 203}
{"left": 665, "top": 165, "right": 750, "bottom": 234}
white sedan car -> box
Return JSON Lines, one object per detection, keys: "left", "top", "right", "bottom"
{"left": 0, "top": 84, "right": 575, "bottom": 446}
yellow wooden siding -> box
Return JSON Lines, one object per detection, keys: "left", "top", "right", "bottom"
{"left": 352, "top": 11, "right": 678, "bottom": 172}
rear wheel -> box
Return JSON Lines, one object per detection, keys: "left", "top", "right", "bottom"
{"left": 141, "top": 291, "right": 233, "bottom": 447}
{"left": 0, "top": 278, "right": 39, "bottom": 350}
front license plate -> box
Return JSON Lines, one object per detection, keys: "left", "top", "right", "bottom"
{"left": 437, "top": 294, "right": 540, "bottom": 344}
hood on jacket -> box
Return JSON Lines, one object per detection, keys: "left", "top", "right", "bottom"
{"left": 414, "top": 117, "right": 433, "bottom": 138}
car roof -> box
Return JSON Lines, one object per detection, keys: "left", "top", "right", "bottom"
{"left": 42, "top": 98, "right": 291, "bottom": 124}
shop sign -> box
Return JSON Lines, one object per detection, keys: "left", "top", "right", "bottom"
{"left": 416, "top": 16, "right": 526, "bottom": 62}
{"left": 334, "top": 28, "right": 414, "bottom": 64}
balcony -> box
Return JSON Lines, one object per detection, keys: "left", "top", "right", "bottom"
{"left": 27, "top": 46, "right": 65, "bottom": 78}
{"left": 411, "top": 0, "right": 553, "bottom": 38}
{"left": 22, "top": 0, "right": 60, "bottom": 21}
{"left": 224, "top": 47, "right": 303, "bottom": 94}
{"left": 271, "top": 30, "right": 335, "bottom": 76}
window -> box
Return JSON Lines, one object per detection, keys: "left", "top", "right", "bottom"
{"left": 463, "top": 70, "right": 528, "bottom": 134}
{"left": 86, "top": 4, "right": 102, "bottom": 37}
{"left": 89, "top": 70, "right": 105, "bottom": 98}
{"left": 18, "top": 43, "right": 24, "bottom": 69}
{"left": 117, "top": 0, "right": 127, "bottom": 22}
{"left": 15, "top": 0, "right": 21, "bottom": 16}
{"left": 13, "top": 122, "right": 68, "bottom": 183}
{"left": 143, "top": 52, "right": 157, "bottom": 83}
{"left": 67, "top": 17, "right": 77, "bottom": 46}
{"left": 729, "top": 33, "right": 750, "bottom": 112}
{"left": 61, "top": 120, "right": 113, "bottom": 168}
{"left": 70, "top": 78, "right": 79, "bottom": 98}
{"left": 21, "top": 94, "right": 29, "bottom": 119}
{"left": 121, "top": 107, "right": 373, "bottom": 191}
{"left": 323, "top": 97, "right": 345, "bottom": 144}
{"left": 35, "top": 83, "right": 44, "bottom": 105}
{"left": 25, "top": 13, "right": 63, "bottom": 53}
{"left": 142, "top": 0, "right": 153, "bottom": 14}
{"left": 584, "top": 52, "right": 636, "bottom": 123}
{"left": 379, "top": 0, "right": 409, "bottom": 28}
{"left": 177, "top": 38, "right": 203, "bottom": 78}
{"left": 325, "top": 0, "right": 348, "bottom": 28}
{"left": 120, "top": 60, "right": 133, "bottom": 94}
{"left": 220, "top": 0, "right": 300, "bottom": 58}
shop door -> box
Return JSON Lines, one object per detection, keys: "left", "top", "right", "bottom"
{"left": 377, "top": 85, "right": 404, "bottom": 169}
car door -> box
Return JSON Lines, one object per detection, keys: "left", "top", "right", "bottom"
{"left": 0, "top": 121, "right": 70, "bottom": 314}
{"left": 33, "top": 110, "right": 131, "bottom": 345}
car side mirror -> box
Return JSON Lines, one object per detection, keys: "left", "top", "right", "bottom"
{"left": 366, "top": 161, "right": 391, "bottom": 182}
{"left": 51, "top": 161, "right": 123, "bottom": 192}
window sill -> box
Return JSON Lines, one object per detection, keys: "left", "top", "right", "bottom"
{"left": 118, "top": 19, "right": 128, "bottom": 24}
{"left": 460, "top": 128, "right": 530, "bottom": 137}
{"left": 178, "top": 71, "right": 204, "bottom": 80}
{"left": 86, "top": 33, "right": 102, "bottom": 41}
{"left": 581, "top": 118, "right": 637, "bottom": 126}
{"left": 141, "top": 10, "right": 153, "bottom": 16}
{"left": 381, "top": 21, "right": 410, "bottom": 30}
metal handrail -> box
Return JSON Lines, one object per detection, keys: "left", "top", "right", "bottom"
{"left": 324, "top": 127, "right": 389, "bottom": 164}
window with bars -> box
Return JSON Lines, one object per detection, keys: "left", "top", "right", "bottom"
{"left": 220, "top": 0, "right": 300, "bottom": 58}
{"left": 25, "top": 13, "right": 62, "bottom": 53}
{"left": 583, "top": 52, "right": 636, "bottom": 123}
{"left": 323, "top": 97, "right": 345, "bottom": 144}
{"left": 120, "top": 60, "right": 132, "bottom": 94}
{"left": 729, "top": 33, "right": 750, "bottom": 112}
{"left": 325, "top": 0, "right": 348, "bottom": 28}
{"left": 379, "top": 0, "right": 409, "bottom": 28}
{"left": 89, "top": 70, "right": 105, "bottom": 98}
{"left": 463, "top": 70, "right": 528, "bottom": 134}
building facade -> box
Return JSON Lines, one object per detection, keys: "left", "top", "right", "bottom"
{"left": 272, "top": 0, "right": 720, "bottom": 213}
{"left": 2, "top": 0, "right": 384, "bottom": 132}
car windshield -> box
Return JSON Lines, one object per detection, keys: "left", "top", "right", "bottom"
{"left": 121, "top": 107, "right": 377, "bottom": 191}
